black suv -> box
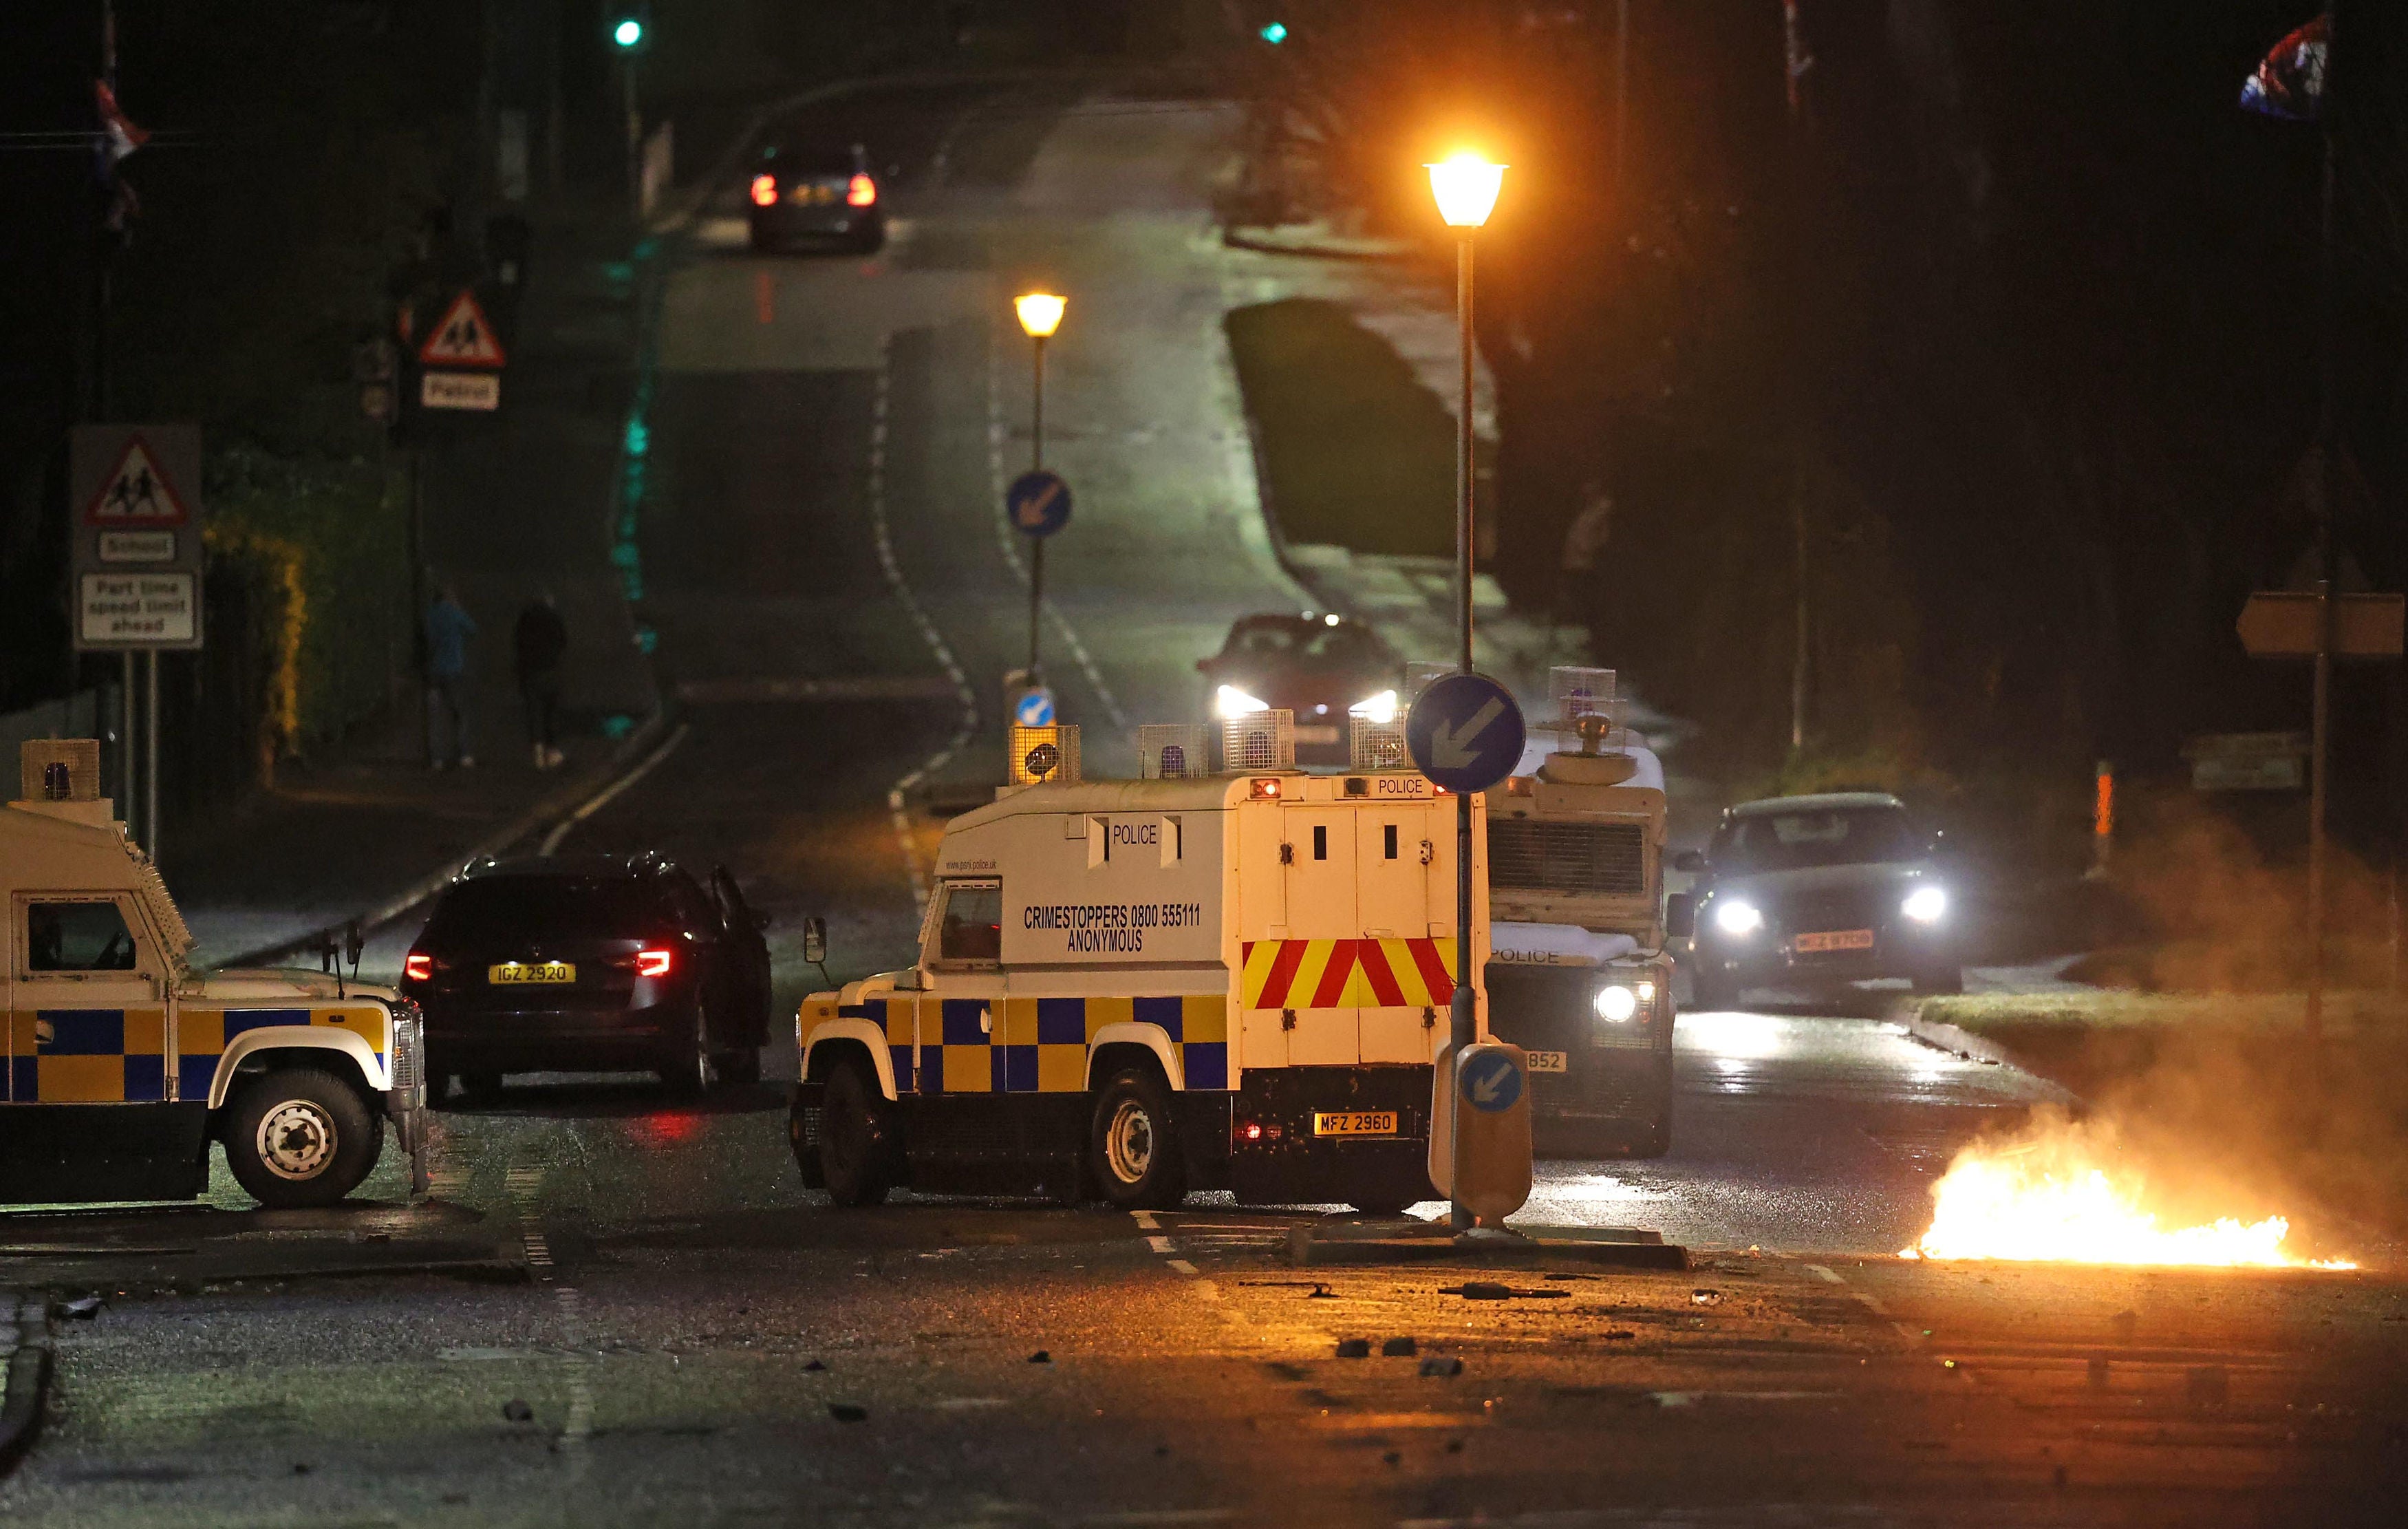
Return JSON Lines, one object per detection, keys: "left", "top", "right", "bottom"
{"left": 402, "top": 853, "right": 771, "bottom": 1098}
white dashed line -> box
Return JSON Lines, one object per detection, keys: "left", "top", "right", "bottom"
{"left": 1147, "top": 1235, "right": 1176, "bottom": 1255}
{"left": 985, "top": 337, "right": 1129, "bottom": 732}
{"left": 1130, "top": 1210, "right": 1161, "bottom": 1231}
{"left": 1165, "top": 1258, "right": 1200, "bottom": 1275}
{"left": 1805, "top": 1263, "right": 1843, "bottom": 1285}
{"left": 871, "top": 339, "right": 981, "bottom": 912}
{"left": 508, "top": 1167, "right": 596, "bottom": 1454}
{"left": 538, "top": 721, "right": 691, "bottom": 855}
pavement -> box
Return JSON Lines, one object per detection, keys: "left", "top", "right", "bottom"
{"left": 6, "top": 77, "right": 2405, "bottom": 1523}
{"left": 0, "top": 1293, "right": 47, "bottom": 1475}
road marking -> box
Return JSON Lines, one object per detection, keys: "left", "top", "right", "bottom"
{"left": 539, "top": 720, "right": 691, "bottom": 855}
{"left": 1165, "top": 1258, "right": 1200, "bottom": 1275}
{"left": 871, "top": 338, "right": 980, "bottom": 912}
{"left": 1130, "top": 1210, "right": 1161, "bottom": 1231}
{"left": 985, "top": 336, "right": 1129, "bottom": 731}
{"left": 1805, "top": 1263, "right": 1843, "bottom": 1284}
{"left": 1147, "top": 1235, "right": 1176, "bottom": 1255}
{"left": 506, "top": 1166, "right": 596, "bottom": 1457}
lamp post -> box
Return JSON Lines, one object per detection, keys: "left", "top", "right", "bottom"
{"left": 1426, "top": 152, "right": 1504, "bottom": 1228}
{"left": 612, "top": 17, "right": 647, "bottom": 223}
{"left": 1013, "top": 292, "right": 1066, "bottom": 678}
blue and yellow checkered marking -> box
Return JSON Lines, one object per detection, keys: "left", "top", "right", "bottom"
{"left": 8, "top": 1007, "right": 166, "bottom": 1103}
{"left": 819, "top": 994, "right": 1231, "bottom": 1095}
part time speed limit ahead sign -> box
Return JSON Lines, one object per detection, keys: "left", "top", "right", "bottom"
{"left": 70, "top": 424, "right": 204, "bottom": 651}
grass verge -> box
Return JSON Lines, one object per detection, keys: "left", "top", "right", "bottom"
{"left": 1222, "top": 298, "right": 1454, "bottom": 558}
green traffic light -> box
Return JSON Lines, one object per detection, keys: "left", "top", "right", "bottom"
{"left": 1260, "top": 21, "right": 1288, "bottom": 44}
{"left": 612, "top": 17, "right": 644, "bottom": 48}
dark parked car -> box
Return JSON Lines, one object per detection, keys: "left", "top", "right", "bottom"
{"left": 402, "top": 853, "right": 772, "bottom": 1098}
{"left": 1668, "top": 792, "right": 1961, "bottom": 1008}
{"left": 1197, "top": 612, "right": 1403, "bottom": 767}
{"left": 747, "top": 140, "right": 883, "bottom": 254}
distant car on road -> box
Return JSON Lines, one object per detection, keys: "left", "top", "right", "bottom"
{"left": 1670, "top": 791, "right": 1960, "bottom": 1008}
{"left": 747, "top": 140, "right": 884, "bottom": 254}
{"left": 1198, "top": 612, "right": 1403, "bottom": 767}
{"left": 402, "top": 853, "right": 772, "bottom": 1099}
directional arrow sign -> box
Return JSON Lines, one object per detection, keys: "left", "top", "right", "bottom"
{"left": 1460, "top": 1049, "right": 1523, "bottom": 1111}
{"left": 1005, "top": 470, "right": 1072, "bottom": 538}
{"left": 1406, "top": 672, "right": 1526, "bottom": 795}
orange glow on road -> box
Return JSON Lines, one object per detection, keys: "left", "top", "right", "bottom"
{"left": 1902, "top": 1128, "right": 2356, "bottom": 1270}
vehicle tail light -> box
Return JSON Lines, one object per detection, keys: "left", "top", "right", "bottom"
{"left": 403, "top": 952, "right": 433, "bottom": 983}
{"left": 636, "top": 948, "right": 674, "bottom": 978}
{"left": 846, "top": 173, "right": 877, "bottom": 207}
{"left": 750, "top": 174, "right": 778, "bottom": 207}
{"left": 1249, "top": 777, "right": 1282, "bottom": 800}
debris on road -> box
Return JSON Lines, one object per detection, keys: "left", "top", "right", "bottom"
{"left": 56, "top": 1296, "right": 103, "bottom": 1320}
{"left": 1382, "top": 1336, "right": 1417, "bottom": 1356}
{"left": 1439, "top": 1281, "right": 1567, "bottom": 1301}
{"left": 803, "top": 1358, "right": 827, "bottom": 1372}
{"left": 501, "top": 1400, "right": 533, "bottom": 1423}
{"left": 828, "top": 1403, "right": 868, "bottom": 1423}
{"left": 1419, "top": 1356, "right": 1465, "bottom": 1378}
{"left": 1028, "top": 1350, "right": 1051, "bottom": 1364}
{"left": 1690, "top": 1289, "right": 1721, "bottom": 1305}
{"left": 1335, "top": 1338, "right": 1372, "bottom": 1358}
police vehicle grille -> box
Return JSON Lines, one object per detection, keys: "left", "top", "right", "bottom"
{"left": 1487, "top": 820, "right": 1646, "bottom": 896}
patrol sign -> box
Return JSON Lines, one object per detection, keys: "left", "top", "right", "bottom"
{"left": 1406, "top": 672, "right": 1525, "bottom": 795}
{"left": 69, "top": 424, "right": 204, "bottom": 652}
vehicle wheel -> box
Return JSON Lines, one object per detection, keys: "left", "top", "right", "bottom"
{"left": 1630, "top": 1110, "right": 1674, "bottom": 1159}
{"left": 661, "top": 1003, "right": 718, "bottom": 1098}
{"left": 717, "top": 1046, "right": 763, "bottom": 1087}
{"left": 788, "top": 1088, "right": 827, "bottom": 1189}
{"left": 460, "top": 1071, "right": 504, "bottom": 1101}
{"left": 819, "top": 1059, "right": 897, "bottom": 1207}
{"left": 1690, "top": 960, "right": 1738, "bottom": 1011}
{"left": 222, "top": 1068, "right": 383, "bottom": 1209}
{"left": 1912, "top": 965, "right": 1964, "bottom": 997}
{"left": 1090, "top": 1067, "right": 1186, "bottom": 1210}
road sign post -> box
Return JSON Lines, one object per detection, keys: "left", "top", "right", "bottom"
{"left": 1006, "top": 468, "right": 1071, "bottom": 686}
{"left": 70, "top": 423, "right": 204, "bottom": 860}
{"left": 416, "top": 288, "right": 508, "bottom": 414}
{"left": 1406, "top": 671, "right": 1526, "bottom": 1229}
{"left": 1427, "top": 1040, "right": 1533, "bottom": 1225}
{"left": 2237, "top": 586, "right": 2407, "bottom": 1048}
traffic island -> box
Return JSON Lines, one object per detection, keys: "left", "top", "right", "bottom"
{"left": 1288, "top": 1219, "right": 1689, "bottom": 1271}
{"left": 0, "top": 1290, "right": 52, "bottom": 1476}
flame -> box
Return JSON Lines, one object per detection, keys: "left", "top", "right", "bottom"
{"left": 1902, "top": 1128, "right": 2356, "bottom": 1270}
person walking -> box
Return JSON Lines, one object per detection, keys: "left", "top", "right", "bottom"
{"left": 513, "top": 592, "right": 569, "bottom": 771}
{"left": 424, "top": 586, "right": 477, "bottom": 770}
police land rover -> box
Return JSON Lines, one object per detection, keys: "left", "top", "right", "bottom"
{"left": 788, "top": 719, "right": 1486, "bottom": 1212}
{"left": 1479, "top": 670, "right": 1675, "bottom": 1157}
{"left": 1, "top": 740, "right": 426, "bottom": 1208}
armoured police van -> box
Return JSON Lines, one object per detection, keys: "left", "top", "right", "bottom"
{"left": 1, "top": 741, "right": 426, "bottom": 1207}
{"left": 790, "top": 732, "right": 1483, "bottom": 1212}
{"left": 1480, "top": 671, "right": 1676, "bottom": 1157}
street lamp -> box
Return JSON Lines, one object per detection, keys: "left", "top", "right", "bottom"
{"left": 1426, "top": 150, "right": 1503, "bottom": 1230}
{"left": 1015, "top": 292, "right": 1067, "bottom": 681}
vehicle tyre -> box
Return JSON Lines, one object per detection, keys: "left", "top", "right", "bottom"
{"left": 1912, "top": 965, "right": 1964, "bottom": 997}
{"left": 1090, "top": 1067, "right": 1186, "bottom": 1211}
{"left": 1630, "top": 1110, "right": 1674, "bottom": 1159}
{"left": 788, "top": 1088, "right": 827, "bottom": 1189}
{"left": 460, "top": 1071, "right": 504, "bottom": 1101}
{"left": 222, "top": 1067, "right": 383, "bottom": 1210}
{"left": 819, "top": 1059, "right": 897, "bottom": 1207}
{"left": 1690, "top": 959, "right": 1739, "bottom": 1011}
{"left": 661, "top": 1002, "right": 718, "bottom": 1098}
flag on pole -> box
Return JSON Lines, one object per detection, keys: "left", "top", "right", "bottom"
{"left": 93, "top": 78, "right": 147, "bottom": 232}
{"left": 2240, "top": 15, "right": 2328, "bottom": 121}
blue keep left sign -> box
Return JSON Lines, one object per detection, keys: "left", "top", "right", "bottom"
{"left": 1459, "top": 1048, "right": 1525, "bottom": 1113}
{"left": 1006, "top": 470, "right": 1072, "bottom": 538}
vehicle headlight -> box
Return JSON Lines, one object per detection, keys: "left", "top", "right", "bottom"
{"left": 1216, "top": 685, "right": 1270, "bottom": 719}
{"left": 1593, "top": 984, "right": 1639, "bottom": 1023}
{"left": 1713, "top": 899, "right": 1764, "bottom": 937}
{"left": 1902, "top": 886, "right": 1948, "bottom": 923}
{"left": 1346, "top": 688, "right": 1399, "bottom": 725}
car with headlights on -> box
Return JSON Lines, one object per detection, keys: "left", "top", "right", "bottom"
{"left": 401, "top": 853, "right": 772, "bottom": 1099}
{"left": 1197, "top": 612, "right": 1403, "bottom": 767}
{"left": 747, "top": 140, "right": 883, "bottom": 254}
{"left": 1668, "top": 792, "right": 1959, "bottom": 1008}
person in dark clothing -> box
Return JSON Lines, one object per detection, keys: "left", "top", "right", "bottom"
{"left": 424, "top": 586, "right": 477, "bottom": 769}
{"left": 514, "top": 592, "right": 569, "bottom": 770}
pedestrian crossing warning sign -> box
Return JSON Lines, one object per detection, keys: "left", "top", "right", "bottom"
{"left": 83, "top": 436, "right": 189, "bottom": 526}
{"left": 417, "top": 288, "right": 506, "bottom": 367}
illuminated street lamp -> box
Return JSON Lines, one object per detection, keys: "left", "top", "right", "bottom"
{"left": 1015, "top": 292, "right": 1067, "bottom": 680}
{"left": 1426, "top": 149, "right": 1504, "bottom": 1230}
{"left": 612, "top": 15, "right": 650, "bottom": 222}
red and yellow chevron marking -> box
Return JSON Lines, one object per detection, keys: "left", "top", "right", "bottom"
{"left": 1240, "top": 938, "right": 1458, "bottom": 1010}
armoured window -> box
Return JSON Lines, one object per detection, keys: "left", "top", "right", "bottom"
{"left": 936, "top": 882, "right": 1002, "bottom": 964}
{"left": 1384, "top": 824, "right": 1399, "bottom": 859}
{"left": 26, "top": 901, "right": 137, "bottom": 972}
{"left": 1313, "top": 825, "right": 1328, "bottom": 861}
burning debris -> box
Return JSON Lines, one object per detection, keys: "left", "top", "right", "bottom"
{"left": 1901, "top": 1115, "right": 2356, "bottom": 1270}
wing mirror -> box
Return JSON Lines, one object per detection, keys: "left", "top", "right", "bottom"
{"left": 1664, "top": 892, "right": 1697, "bottom": 939}
{"left": 802, "top": 917, "right": 828, "bottom": 965}
{"left": 1671, "top": 849, "right": 1706, "bottom": 874}
{"left": 344, "top": 919, "right": 365, "bottom": 971}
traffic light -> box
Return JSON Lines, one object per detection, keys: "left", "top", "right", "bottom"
{"left": 611, "top": 15, "right": 645, "bottom": 50}
{"left": 1260, "top": 21, "right": 1288, "bottom": 44}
